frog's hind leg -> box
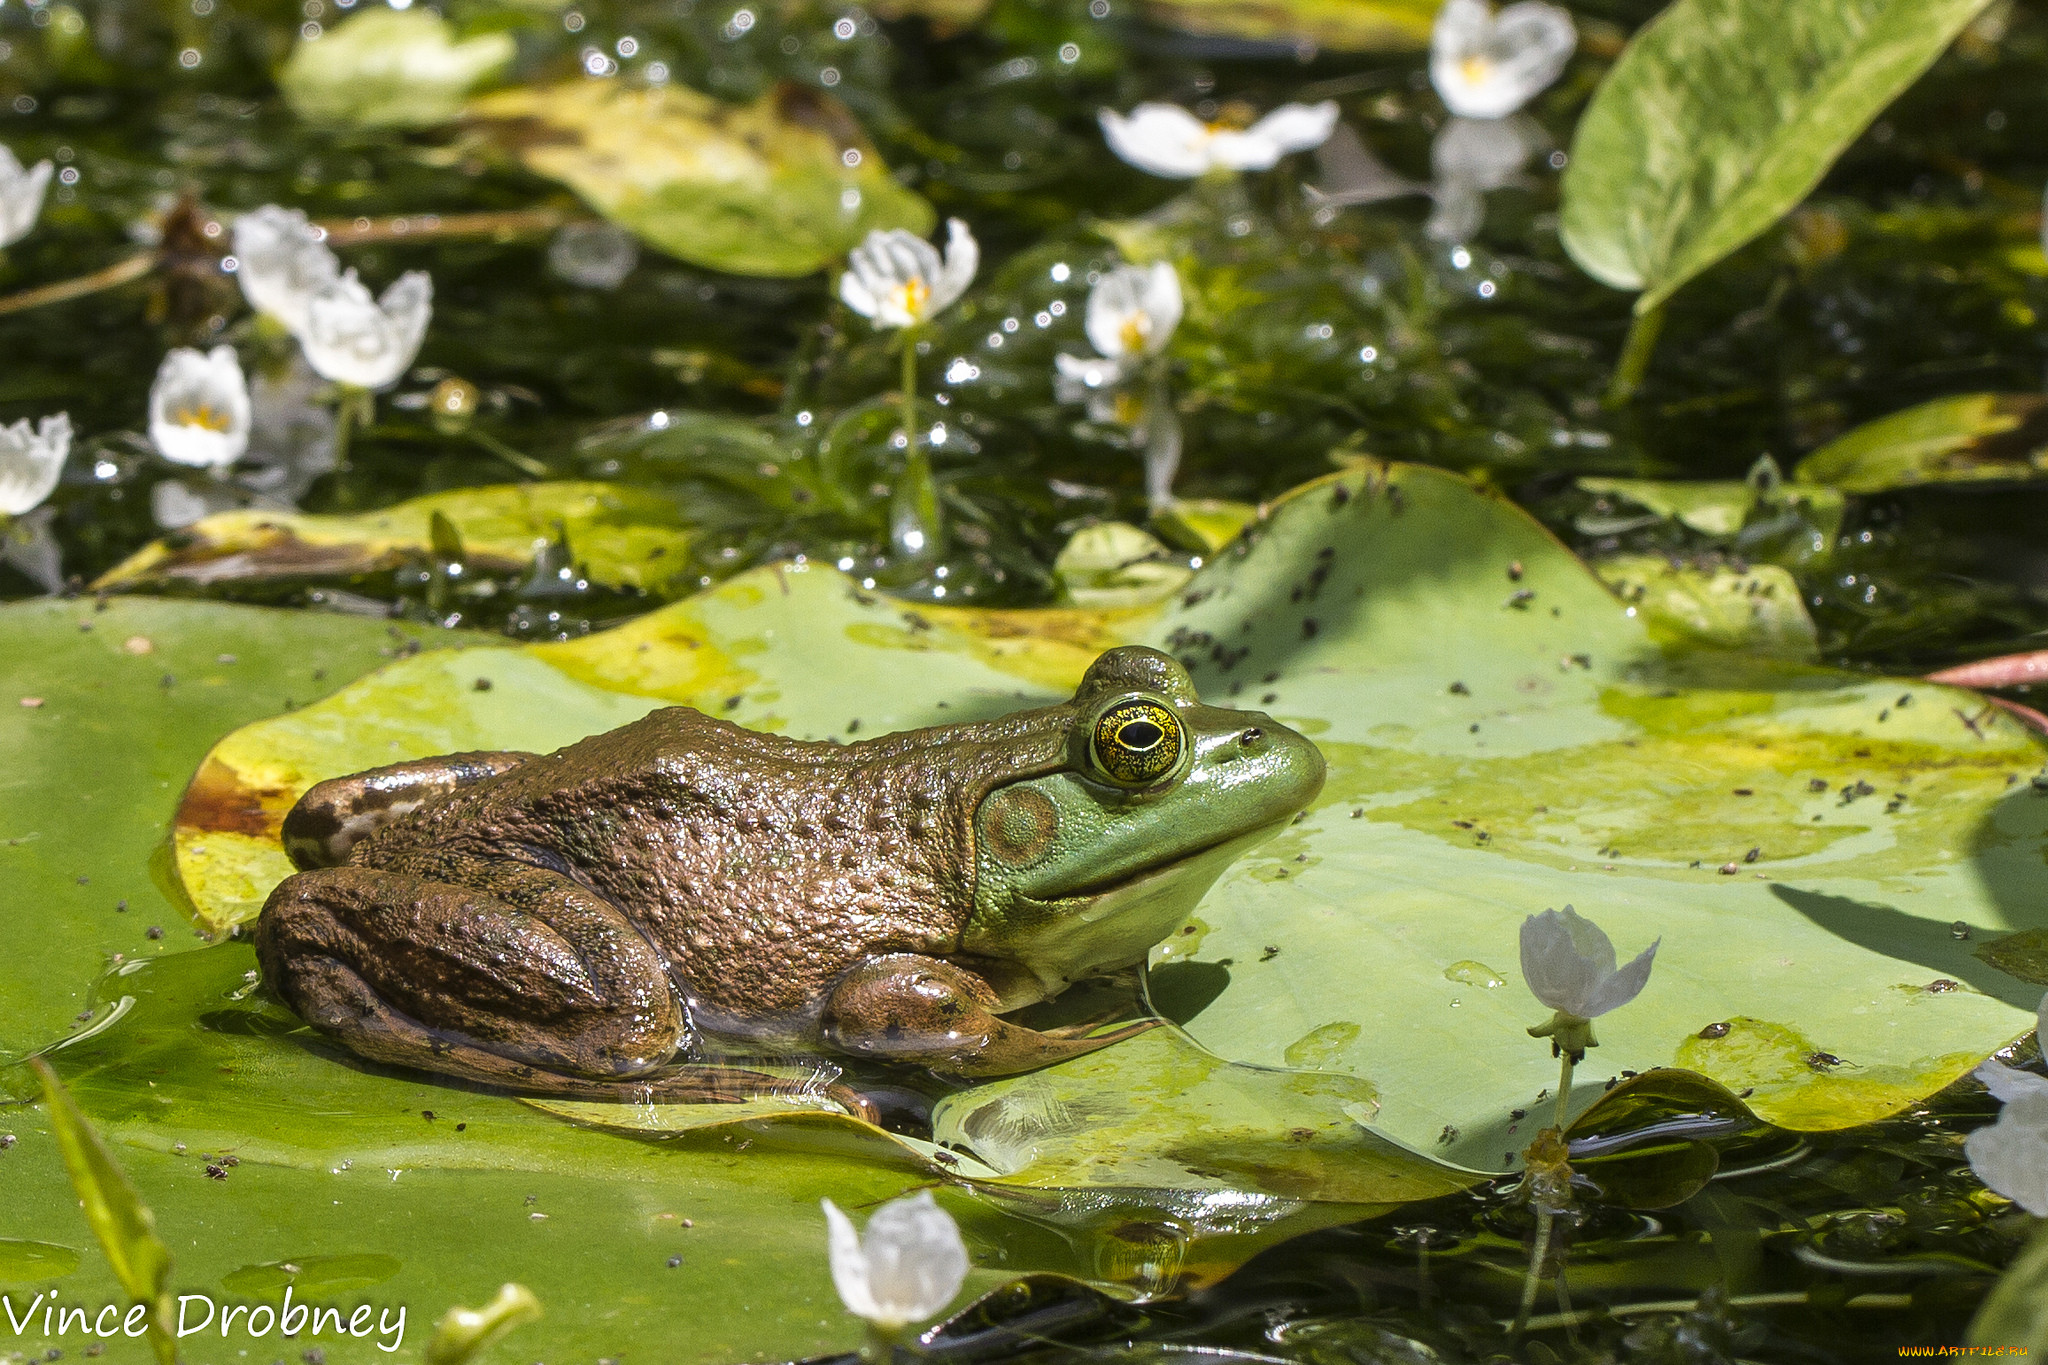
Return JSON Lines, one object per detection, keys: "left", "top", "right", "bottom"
{"left": 282, "top": 751, "right": 533, "bottom": 870}
{"left": 821, "top": 953, "right": 1158, "bottom": 1078}
{"left": 256, "top": 862, "right": 878, "bottom": 1121}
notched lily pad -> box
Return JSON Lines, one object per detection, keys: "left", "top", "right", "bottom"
{"left": 93, "top": 482, "right": 695, "bottom": 600}
{"left": 1594, "top": 553, "right": 1818, "bottom": 659}
{"left": 466, "top": 81, "right": 935, "bottom": 278}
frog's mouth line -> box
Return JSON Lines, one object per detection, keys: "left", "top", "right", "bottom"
{"left": 1020, "top": 816, "right": 1293, "bottom": 912}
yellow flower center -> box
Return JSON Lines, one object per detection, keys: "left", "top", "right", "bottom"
{"left": 1459, "top": 55, "right": 1495, "bottom": 87}
{"left": 173, "top": 403, "right": 232, "bottom": 432}
{"left": 1117, "top": 314, "right": 1152, "bottom": 355}
{"left": 890, "top": 277, "right": 932, "bottom": 322}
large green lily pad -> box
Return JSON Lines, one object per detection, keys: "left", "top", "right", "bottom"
{"left": 466, "top": 81, "right": 935, "bottom": 278}
{"left": 173, "top": 464, "right": 2046, "bottom": 1174}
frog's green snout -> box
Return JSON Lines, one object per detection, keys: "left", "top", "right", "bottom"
{"left": 1204, "top": 709, "right": 1326, "bottom": 833}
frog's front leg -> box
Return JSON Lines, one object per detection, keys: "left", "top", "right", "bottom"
{"left": 282, "top": 751, "right": 533, "bottom": 870}
{"left": 819, "top": 954, "right": 1157, "bottom": 1077}
{"left": 256, "top": 860, "right": 879, "bottom": 1120}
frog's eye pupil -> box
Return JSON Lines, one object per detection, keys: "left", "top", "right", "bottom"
{"left": 1090, "top": 699, "right": 1185, "bottom": 787}
{"left": 1117, "top": 719, "right": 1164, "bottom": 751}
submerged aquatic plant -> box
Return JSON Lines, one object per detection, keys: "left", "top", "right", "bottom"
{"left": 1966, "top": 994, "right": 2048, "bottom": 1217}
{"left": 823, "top": 1191, "right": 970, "bottom": 1356}
{"left": 1099, "top": 101, "right": 1338, "bottom": 179}
{"left": 1056, "top": 262, "right": 1186, "bottom": 512}
{"left": 0, "top": 144, "right": 52, "bottom": 249}
{"left": 149, "top": 347, "right": 252, "bottom": 471}
{"left": 1430, "top": 0, "right": 1577, "bottom": 121}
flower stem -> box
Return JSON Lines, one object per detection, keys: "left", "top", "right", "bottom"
{"left": 468, "top": 430, "right": 550, "bottom": 479}
{"left": 1602, "top": 301, "right": 1665, "bottom": 408}
{"left": 898, "top": 332, "right": 919, "bottom": 444}
{"left": 1511, "top": 1205, "right": 1555, "bottom": 1339}
{"left": 860, "top": 1322, "right": 904, "bottom": 1364}
{"left": 1554, "top": 1049, "right": 1575, "bottom": 1132}
{"left": 0, "top": 251, "right": 157, "bottom": 318}
{"left": 332, "top": 386, "right": 373, "bottom": 471}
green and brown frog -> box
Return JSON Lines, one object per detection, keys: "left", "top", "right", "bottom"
{"left": 256, "top": 646, "right": 1323, "bottom": 1113}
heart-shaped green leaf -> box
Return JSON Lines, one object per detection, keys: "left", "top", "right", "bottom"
{"left": 1561, "top": 0, "right": 1994, "bottom": 312}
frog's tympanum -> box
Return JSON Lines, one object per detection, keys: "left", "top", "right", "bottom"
{"left": 256, "top": 646, "right": 1324, "bottom": 1111}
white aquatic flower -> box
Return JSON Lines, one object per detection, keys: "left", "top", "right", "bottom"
{"left": 149, "top": 346, "right": 252, "bottom": 470}
{"left": 232, "top": 205, "right": 340, "bottom": 336}
{"left": 1, "top": 505, "right": 63, "bottom": 593}
{"left": 1055, "top": 262, "right": 1183, "bottom": 391}
{"left": 0, "top": 413, "right": 70, "bottom": 516}
{"left": 839, "top": 219, "right": 978, "bottom": 330}
{"left": 0, "top": 144, "right": 53, "bottom": 249}
{"left": 1965, "top": 995, "right": 2048, "bottom": 1216}
{"left": 1099, "top": 101, "right": 1338, "bottom": 179}
{"left": 822, "top": 1191, "right": 970, "bottom": 1331}
{"left": 302, "top": 268, "right": 433, "bottom": 389}
{"left": 1522, "top": 904, "right": 1657, "bottom": 1061}
{"left": 1522, "top": 905, "right": 1658, "bottom": 1020}
{"left": 1431, "top": 0, "right": 1577, "bottom": 120}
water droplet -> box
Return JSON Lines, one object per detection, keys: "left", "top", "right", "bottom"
{"left": 1443, "top": 960, "right": 1505, "bottom": 988}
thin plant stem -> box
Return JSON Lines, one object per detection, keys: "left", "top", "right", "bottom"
{"left": 1415, "top": 1239, "right": 1431, "bottom": 1312}
{"left": 860, "top": 1322, "right": 904, "bottom": 1363}
{"left": 898, "top": 332, "right": 919, "bottom": 444}
{"left": 1511, "top": 1206, "right": 1555, "bottom": 1338}
{"left": 312, "top": 207, "right": 582, "bottom": 247}
{"left": 1510, "top": 1290, "right": 1912, "bottom": 1334}
{"left": 332, "top": 388, "right": 371, "bottom": 471}
{"left": 1603, "top": 301, "right": 1666, "bottom": 407}
{"left": 1554, "top": 1049, "right": 1575, "bottom": 1131}
{"left": 0, "top": 251, "right": 156, "bottom": 317}
{"left": 468, "top": 430, "right": 550, "bottom": 479}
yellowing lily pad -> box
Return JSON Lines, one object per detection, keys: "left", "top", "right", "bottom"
{"left": 1594, "top": 553, "right": 1818, "bottom": 659}
{"left": 92, "top": 481, "right": 695, "bottom": 599}
{"left": 170, "top": 462, "right": 2047, "bottom": 1175}
{"left": 1796, "top": 393, "right": 2048, "bottom": 493}
{"left": 467, "top": 81, "right": 935, "bottom": 278}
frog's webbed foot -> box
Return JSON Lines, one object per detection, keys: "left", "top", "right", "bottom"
{"left": 283, "top": 751, "right": 532, "bottom": 870}
{"left": 821, "top": 954, "right": 1159, "bottom": 1078}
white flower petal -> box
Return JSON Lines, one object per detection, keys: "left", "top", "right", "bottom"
{"left": 1432, "top": 116, "right": 1535, "bottom": 191}
{"left": 1241, "top": 101, "right": 1340, "bottom": 157}
{"left": 858, "top": 1191, "right": 970, "bottom": 1327}
{"left": 1966, "top": 1090, "right": 2048, "bottom": 1217}
{"left": 233, "top": 205, "right": 340, "bottom": 336}
{"left": 1431, "top": 0, "right": 1576, "bottom": 120}
{"left": 822, "top": 1199, "right": 881, "bottom": 1322}
{"left": 1579, "top": 938, "right": 1658, "bottom": 1018}
{"left": 1978, "top": 1059, "right": 2048, "bottom": 1104}
{"left": 149, "top": 345, "right": 252, "bottom": 470}
{"left": 302, "top": 268, "right": 432, "bottom": 389}
{"left": 930, "top": 219, "right": 980, "bottom": 316}
{"left": 0, "top": 413, "right": 70, "bottom": 516}
{"left": 1100, "top": 104, "right": 1216, "bottom": 179}
{"left": 1519, "top": 905, "right": 1650, "bottom": 1019}
{"left": 0, "top": 144, "right": 53, "bottom": 249}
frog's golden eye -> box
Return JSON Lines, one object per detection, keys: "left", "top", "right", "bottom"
{"left": 1089, "top": 698, "right": 1186, "bottom": 788}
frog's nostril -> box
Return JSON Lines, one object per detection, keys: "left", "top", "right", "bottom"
{"left": 1240, "top": 727, "right": 1265, "bottom": 751}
